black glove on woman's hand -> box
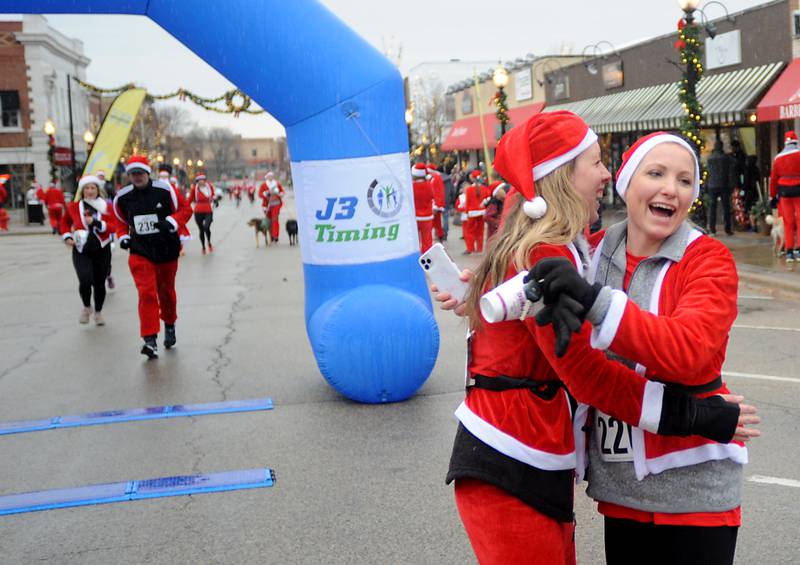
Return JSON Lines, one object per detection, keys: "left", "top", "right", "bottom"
{"left": 657, "top": 387, "right": 740, "bottom": 443}
{"left": 154, "top": 219, "right": 173, "bottom": 233}
{"left": 528, "top": 257, "right": 602, "bottom": 312}
{"left": 535, "top": 293, "right": 585, "bottom": 358}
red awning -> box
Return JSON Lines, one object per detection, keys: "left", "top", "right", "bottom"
{"left": 757, "top": 58, "right": 800, "bottom": 122}
{"left": 441, "top": 102, "right": 545, "bottom": 151}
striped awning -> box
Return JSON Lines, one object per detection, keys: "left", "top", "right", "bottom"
{"left": 545, "top": 62, "right": 784, "bottom": 134}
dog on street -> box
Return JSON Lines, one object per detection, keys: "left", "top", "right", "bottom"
{"left": 285, "top": 219, "right": 298, "bottom": 246}
{"left": 247, "top": 217, "right": 272, "bottom": 248}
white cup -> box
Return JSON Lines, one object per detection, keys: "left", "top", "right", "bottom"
{"left": 480, "top": 272, "right": 542, "bottom": 323}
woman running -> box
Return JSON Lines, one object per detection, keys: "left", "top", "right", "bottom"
{"left": 188, "top": 173, "right": 215, "bottom": 254}
{"left": 60, "top": 175, "right": 115, "bottom": 325}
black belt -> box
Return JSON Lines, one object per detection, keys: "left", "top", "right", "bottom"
{"left": 658, "top": 375, "right": 723, "bottom": 395}
{"left": 471, "top": 375, "right": 564, "bottom": 400}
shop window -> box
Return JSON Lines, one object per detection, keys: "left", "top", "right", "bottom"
{"left": 251, "top": 148, "right": 257, "bottom": 157}
{"left": 795, "top": 10, "right": 800, "bottom": 37}
{"left": 0, "top": 91, "right": 21, "bottom": 129}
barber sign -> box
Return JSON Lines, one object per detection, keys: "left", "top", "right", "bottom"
{"left": 291, "top": 153, "right": 418, "bottom": 265}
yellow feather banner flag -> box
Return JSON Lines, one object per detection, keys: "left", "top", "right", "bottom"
{"left": 81, "top": 88, "right": 147, "bottom": 187}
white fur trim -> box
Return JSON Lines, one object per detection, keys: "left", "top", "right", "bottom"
{"left": 638, "top": 381, "right": 664, "bottom": 433}
{"left": 125, "top": 162, "right": 152, "bottom": 174}
{"left": 415, "top": 215, "right": 434, "bottom": 221}
{"left": 615, "top": 134, "right": 700, "bottom": 202}
{"left": 573, "top": 403, "right": 590, "bottom": 482}
{"left": 467, "top": 210, "right": 485, "bottom": 218}
{"left": 523, "top": 196, "right": 548, "bottom": 219}
{"left": 590, "top": 289, "right": 628, "bottom": 349}
{"left": 84, "top": 197, "right": 107, "bottom": 215}
{"left": 411, "top": 168, "right": 427, "bottom": 178}
{"left": 61, "top": 232, "right": 73, "bottom": 241}
{"left": 166, "top": 216, "right": 178, "bottom": 232}
{"left": 118, "top": 234, "right": 130, "bottom": 243}
{"left": 78, "top": 175, "right": 103, "bottom": 192}
{"left": 153, "top": 179, "right": 179, "bottom": 209}
{"left": 532, "top": 128, "right": 598, "bottom": 181}
{"left": 455, "top": 401, "right": 576, "bottom": 471}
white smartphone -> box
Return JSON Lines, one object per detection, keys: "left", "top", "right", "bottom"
{"left": 419, "top": 243, "right": 469, "bottom": 304}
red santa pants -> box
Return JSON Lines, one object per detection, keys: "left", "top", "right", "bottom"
{"left": 464, "top": 216, "right": 485, "bottom": 253}
{"left": 128, "top": 254, "right": 178, "bottom": 337}
{"left": 432, "top": 211, "right": 444, "bottom": 240}
{"left": 47, "top": 205, "right": 62, "bottom": 230}
{"left": 267, "top": 203, "right": 282, "bottom": 240}
{"left": 0, "top": 208, "right": 8, "bottom": 231}
{"left": 779, "top": 196, "right": 800, "bottom": 250}
{"left": 455, "top": 479, "right": 576, "bottom": 565}
{"left": 417, "top": 219, "right": 433, "bottom": 253}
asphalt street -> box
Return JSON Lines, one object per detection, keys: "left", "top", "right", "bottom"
{"left": 0, "top": 194, "right": 798, "bottom": 564}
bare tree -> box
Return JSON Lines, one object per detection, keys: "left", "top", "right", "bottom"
{"left": 154, "top": 105, "right": 192, "bottom": 157}
{"left": 205, "top": 127, "right": 240, "bottom": 179}
{"left": 411, "top": 76, "right": 447, "bottom": 148}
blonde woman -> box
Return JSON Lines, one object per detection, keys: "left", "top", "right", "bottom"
{"left": 441, "top": 113, "right": 757, "bottom": 565}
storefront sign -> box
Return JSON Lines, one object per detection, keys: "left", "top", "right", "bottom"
{"left": 515, "top": 68, "right": 532, "bottom": 101}
{"left": 53, "top": 147, "right": 73, "bottom": 166}
{"left": 602, "top": 60, "right": 624, "bottom": 89}
{"left": 552, "top": 75, "right": 570, "bottom": 101}
{"left": 705, "top": 30, "right": 742, "bottom": 70}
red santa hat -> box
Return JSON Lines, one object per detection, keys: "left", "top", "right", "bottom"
{"left": 494, "top": 110, "right": 597, "bottom": 219}
{"left": 77, "top": 175, "right": 103, "bottom": 192}
{"left": 615, "top": 132, "right": 700, "bottom": 202}
{"left": 411, "top": 162, "right": 427, "bottom": 179}
{"left": 469, "top": 170, "right": 482, "bottom": 181}
{"left": 125, "top": 155, "right": 152, "bottom": 175}
{"left": 195, "top": 173, "right": 207, "bottom": 181}
{"left": 96, "top": 170, "right": 106, "bottom": 178}
{"left": 785, "top": 130, "right": 798, "bottom": 145}
{"left": 425, "top": 162, "right": 438, "bottom": 173}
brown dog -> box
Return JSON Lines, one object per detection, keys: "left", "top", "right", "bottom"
{"left": 247, "top": 217, "right": 272, "bottom": 248}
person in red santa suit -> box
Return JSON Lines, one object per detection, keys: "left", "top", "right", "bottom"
{"left": 60, "top": 176, "right": 116, "bottom": 325}
{"left": 0, "top": 174, "right": 9, "bottom": 231}
{"left": 463, "top": 170, "right": 487, "bottom": 254}
{"left": 113, "top": 156, "right": 192, "bottom": 358}
{"left": 437, "top": 113, "right": 758, "bottom": 565}
{"left": 770, "top": 130, "right": 800, "bottom": 262}
{"left": 411, "top": 162, "right": 435, "bottom": 253}
{"left": 157, "top": 164, "right": 192, "bottom": 254}
{"left": 483, "top": 180, "right": 508, "bottom": 242}
{"left": 258, "top": 171, "right": 285, "bottom": 242}
{"left": 43, "top": 181, "right": 66, "bottom": 234}
{"left": 188, "top": 172, "right": 215, "bottom": 254}
{"left": 427, "top": 163, "right": 447, "bottom": 242}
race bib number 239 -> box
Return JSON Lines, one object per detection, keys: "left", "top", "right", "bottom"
{"left": 134, "top": 214, "right": 159, "bottom": 235}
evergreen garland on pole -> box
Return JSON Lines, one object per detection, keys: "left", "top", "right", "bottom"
{"left": 493, "top": 88, "right": 509, "bottom": 137}
{"left": 675, "top": 16, "right": 708, "bottom": 220}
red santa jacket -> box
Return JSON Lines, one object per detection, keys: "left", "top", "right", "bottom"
{"left": 585, "top": 228, "right": 746, "bottom": 479}
{"left": 43, "top": 187, "right": 65, "bottom": 210}
{"left": 258, "top": 181, "right": 284, "bottom": 210}
{"left": 412, "top": 178, "right": 434, "bottom": 221}
{"left": 769, "top": 147, "right": 800, "bottom": 198}
{"left": 188, "top": 184, "right": 215, "bottom": 214}
{"left": 59, "top": 200, "right": 115, "bottom": 247}
{"left": 464, "top": 183, "right": 486, "bottom": 218}
{"left": 458, "top": 242, "right": 666, "bottom": 475}
{"left": 0, "top": 185, "right": 7, "bottom": 207}
{"left": 429, "top": 172, "right": 446, "bottom": 211}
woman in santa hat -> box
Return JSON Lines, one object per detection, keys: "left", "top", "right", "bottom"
{"left": 60, "top": 175, "right": 115, "bottom": 325}
{"left": 440, "top": 112, "right": 757, "bottom": 565}
{"left": 188, "top": 173, "right": 215, "bottom": 254}
{"left": 527, "top": 131, "right": 754, "bottom": 564}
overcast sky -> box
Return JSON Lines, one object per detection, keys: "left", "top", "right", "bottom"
{"left": 22, "top": 0, "right": 768, "bottom": 139}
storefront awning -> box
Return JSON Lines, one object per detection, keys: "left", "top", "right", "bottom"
{"left": 756, "top": 58, "right": 800, "bottom": 122}
{"left": 546, "top": 62, "right": 783, "bottom": 133}
{"left": 441, "top": 102, "right": 545, "bottom": 151}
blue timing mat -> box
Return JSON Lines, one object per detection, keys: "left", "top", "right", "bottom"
{"left": 0, "top": 398, "right": 273, "bottom": 436}
{"left": 0, "top": 467, "right": 275, "bottom": 516}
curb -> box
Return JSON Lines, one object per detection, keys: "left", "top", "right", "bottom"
{"left": 0, "top": 230, "right": 52, "bottom": 237}
{"left": 737, "top": 269, "right": 800, "bottom": 301}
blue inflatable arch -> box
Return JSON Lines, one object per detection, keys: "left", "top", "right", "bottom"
{"left": 4, "top": 0, "right": 439, "bottom": 403}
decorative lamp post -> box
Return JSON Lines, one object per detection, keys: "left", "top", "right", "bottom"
{"left": 405, "top": 106, "right": 414, "bottom": 153}
{"left": 196, "top": 159, "right": 204, "bottom": 168}
{"left": 44, "top": 119, "right": 57, "bottom": 184}
{"left": 492, "top": 65, "right": 510, "bottom": 138}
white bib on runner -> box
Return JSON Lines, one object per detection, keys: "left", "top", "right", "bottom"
{"left": 595, "top": 410, "right": 634, "bottom": 462}
{"left": 133, "top": 213, "right": 159, "bottom": 235}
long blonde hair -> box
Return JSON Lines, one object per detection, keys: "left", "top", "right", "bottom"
{"left": 464, "top": 162, "right": 588, "bottom": 328}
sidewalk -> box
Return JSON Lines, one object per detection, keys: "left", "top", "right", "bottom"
{"left": 0, "top": 208, "right": 53, "bottom": 237}
{"left": 601, "top": 206, "right": 800, "bottom": 298}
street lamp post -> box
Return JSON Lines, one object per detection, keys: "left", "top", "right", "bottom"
{"left": 44, "top": 119, "right": 57, "bottom": 184}
{"left": 405, "top": 106, "right": 414, "bottom": 153}
{"left": 492, "top": 65, "right": 510, "bottom": 138}
{"left": 82, "top": 130, "right": 95, "bottom": 174}
{"left": 677, "top": 0, "right": 704, "bottom": 158}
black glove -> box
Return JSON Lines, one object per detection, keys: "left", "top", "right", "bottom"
{"left": 154, "top": 219, "right": 173, "bottom": 233}
{"left": 770, "top": 197, "right": 779, "bottom": 209}
{"left": 534, "top": 293, "right": 585, "bottom": 357}
{"left": 119, "top": 238, "right": 130, "bottom": 250}
{"left": 657, "top": 387, "right": 740, "bottom": 443}
{"left": 527, "top": 257, "right": 602, "bottom": 313}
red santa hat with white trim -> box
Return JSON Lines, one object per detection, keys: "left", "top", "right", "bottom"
{"left": 125, "top": 155, "right": 152, "bottom": 175}
{"left": 614, "top": 131, "right": 700, "bottom": 202}
{"left": 493, "top": 110, "right": 597, "bottom": 219}
{"left": 785, "top": 130, "right": 798, "bottom": 147}
{"left": 411, "top": 162, "right": 427, "bottom": 179}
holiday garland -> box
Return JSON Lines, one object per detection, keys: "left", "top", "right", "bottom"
{"left": 675, "top": 17, "right": 709, "bottom": 216}
{"left": 73, "top": 78, "right": 265, "bottom": 117}
{"left": 493, "top": 88, "right": 509, "bottom": 137}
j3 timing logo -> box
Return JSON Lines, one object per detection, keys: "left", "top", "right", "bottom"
{"left": 313, "top": 178, "right": 402, "bottom": 244}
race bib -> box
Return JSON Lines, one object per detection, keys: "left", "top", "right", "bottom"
{"left": 133, "top": 214, "right": 159, "bottom": 235}
{"left": 595, "top": 410, "right": 634, "bottom": 462}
